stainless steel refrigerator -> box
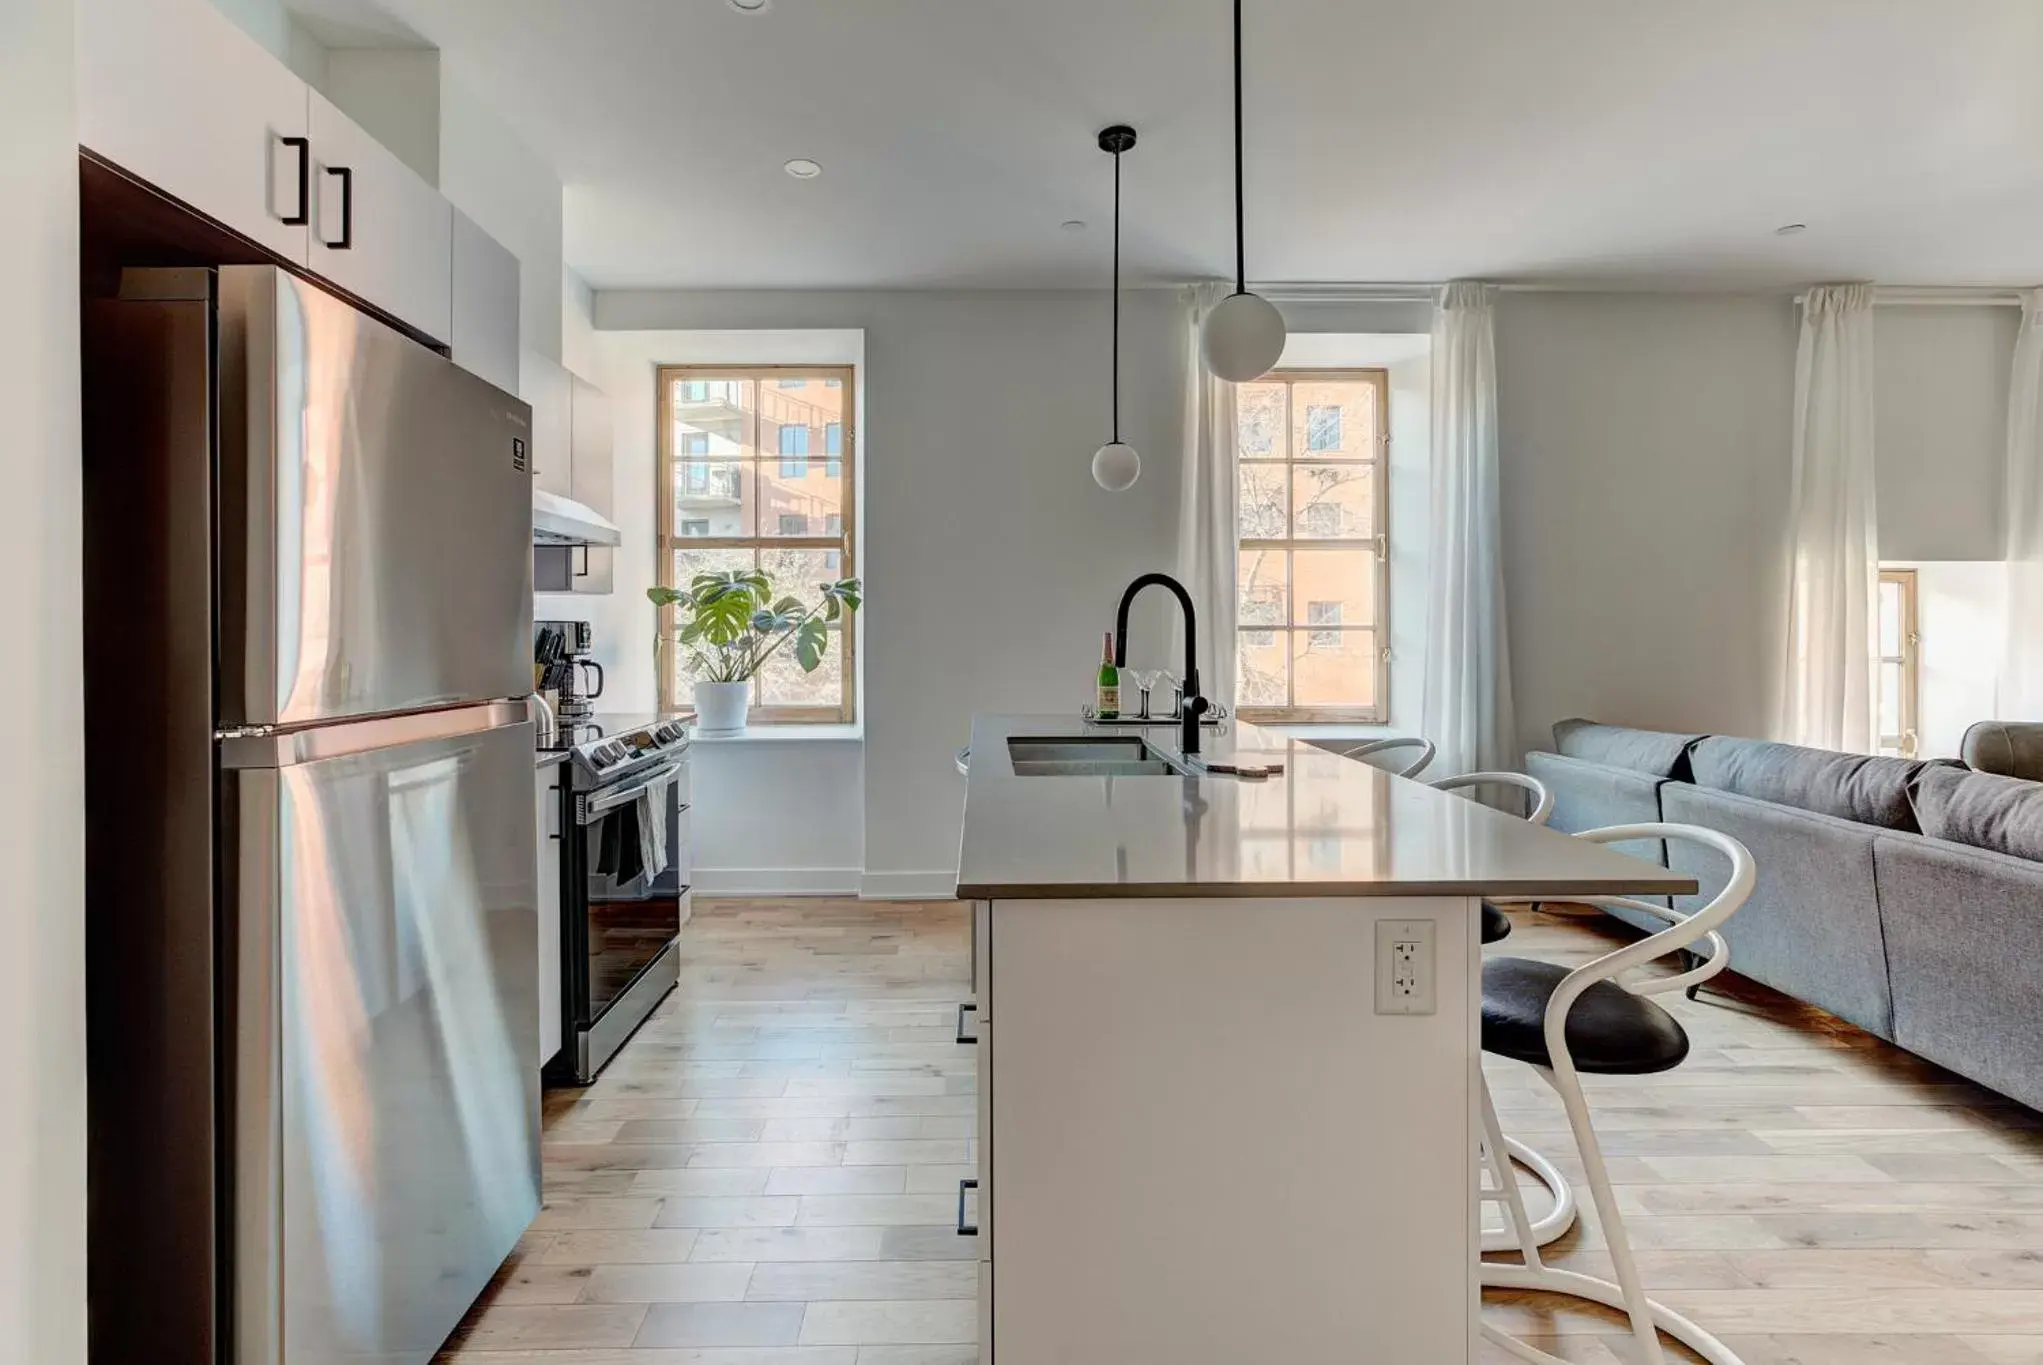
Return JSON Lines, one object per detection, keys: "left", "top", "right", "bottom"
{"left": 83, "top": 266, "right": 540, "bottom": 1364}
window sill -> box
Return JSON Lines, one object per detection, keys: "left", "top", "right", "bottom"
{"left": 1256, "top": 721, "right": 1407, "bottom": 744}
{"left": 690, "top": 723, "right": 864, "bottom": 745}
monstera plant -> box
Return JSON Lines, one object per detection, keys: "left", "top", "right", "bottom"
{"left": 648, "top": 570, "right": 861, "bottom": 733}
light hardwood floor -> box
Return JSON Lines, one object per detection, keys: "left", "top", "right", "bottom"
{"left": 437, "top": 898, "right": 2043, "bottom": 1364}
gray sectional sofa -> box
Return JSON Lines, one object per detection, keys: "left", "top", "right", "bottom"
{"left": 1526, "top": 720, "right": 2043, "bottom": 1112}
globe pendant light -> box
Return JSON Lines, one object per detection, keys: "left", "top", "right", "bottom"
{"left": 1092, "top": 124, "right": 1142, "bottom": 492}
{"left": 1200, "top": 0, "right": 1287, "bottom": 383}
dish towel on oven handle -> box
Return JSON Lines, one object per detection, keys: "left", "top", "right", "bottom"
{"left": 636, "top": 776, "right": 670, "bottom": 882}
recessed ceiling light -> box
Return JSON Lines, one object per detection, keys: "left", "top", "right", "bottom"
{"left": 1061, "top": 219, "right": 1087, "bottom": 233}
{"left": 784, "top": 158, "right": 822, "bottom": 179}
{"left": 728, "top": 0, "right": 769, "bottom": 11}
{"left": 1774, "top": 223, "right": 1808, "bottom": 236}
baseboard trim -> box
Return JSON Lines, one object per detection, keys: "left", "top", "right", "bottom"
{"left": 690, "top": 867, "right": 862, "bottom": 897}
{"left": 859, "top": 871, "right": 960, "bottom": 901}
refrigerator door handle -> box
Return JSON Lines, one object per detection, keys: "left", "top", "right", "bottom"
{"left": 219, "top": 701, "right": 530, "bottom": 770}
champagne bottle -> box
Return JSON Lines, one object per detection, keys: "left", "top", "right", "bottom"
{"left": 1096, "top": 631, "right": 1121, "bottom": 720}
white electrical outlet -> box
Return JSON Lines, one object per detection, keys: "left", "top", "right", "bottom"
{"left": 1374, "top": 919, "right": 1437, "bottom": 1015}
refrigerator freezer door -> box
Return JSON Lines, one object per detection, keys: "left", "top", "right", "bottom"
{"left": 227, "top": 707, "right": 541, "bottom": 1365}
{"left": 218, "top": 266, "right": 535, "bottom": 728}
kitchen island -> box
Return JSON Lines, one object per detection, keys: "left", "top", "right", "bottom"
{"left": 955, "top": 714, "right": 1695, "bottom": 1364}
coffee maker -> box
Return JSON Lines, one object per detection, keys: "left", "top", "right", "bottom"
{"left": 535, "top": 619, "right": 604, "bottom": 723}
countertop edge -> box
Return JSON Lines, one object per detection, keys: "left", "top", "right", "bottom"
{"left": 535, "top": 750, "right": 570, "bottom": 771}
{"left": 954, "top": 876, "right": 1699, "bottom": 901}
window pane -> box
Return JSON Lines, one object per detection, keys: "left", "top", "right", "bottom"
{"left": 671, "top": 546, "right": 753, "bottom": 587}
{"left": 1289, "top": 548, "right": 1375, "bottom": 627}
{"left": 759, "top": 460, "right": 845, "bottom": 537}
{"left": 672, "top": 378, "right": 756, "bottom": 456}
{"left": 1305, "top": 405, "right": 1342, "bottom": 452}
{"left": 1238, "top": 631, "right": 1288, "bottom": 708}
{"left": 673, "top": 459, "right": 753, "bottom": 538}
{"left": 1880, "top": 660, "right": 1903, "bottom": 738}
{"left": 1238, "top": 463, "right": 1287, "bottom": 540}
{"left": 1292, "top": 464, "right": 1375, "bottom": 540}
{"left": 759, "top": 546, "right": 847, "bottom": 594}
{"left": 1237, "top": 548, "right": 1288, "bottom": 635}
{"left": 1293, "top": 629, "right": 1377, "bottom": 709}
{"left": 1237, "top": 382, "right": 1284, "bottom": 456}
{"left": 825, "top": 422, "right": 843, "bottom": 456}
{"left": 758, "top": 624, "right": 844, "bottom": 709}
{"left": 1291, "top": 378, "right": 1375, "bottom": 457}
{"left": 1878, "top": 580, "right": 1903, "bottom": 657}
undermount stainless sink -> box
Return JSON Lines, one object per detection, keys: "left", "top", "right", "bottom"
{"left": 1007, "top": 736, "right": 1185, "bottom": 777}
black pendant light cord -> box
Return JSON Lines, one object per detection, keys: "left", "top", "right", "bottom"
{"left": 1233, "top": 0, "right": 1245, "bottom": 295}
{"left": 1112, "top": 144, "right": 1122, "bottom": 443}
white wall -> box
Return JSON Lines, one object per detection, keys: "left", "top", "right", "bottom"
{"left": 1875, "top": 305, "right": 2017, "bottom": 562}
{"left": 1, "top": 1, "right": 87, "bottom": 1358}
{"left": 1496, "top": 293, "right": 1800, "bottom": 755}
{"left": 596, "top": 289, "right": 1186, "bottom": 892}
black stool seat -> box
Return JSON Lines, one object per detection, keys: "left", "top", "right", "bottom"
{"left": 1481, "top": 957, "right": 1690, "bottom": 1074}
{"left": 1481, "top": 902, "right": 1512, "bottom": 944}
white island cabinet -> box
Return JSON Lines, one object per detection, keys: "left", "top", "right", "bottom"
{"left": 955, "top": 715, "right": 1693, "bottom": 1365}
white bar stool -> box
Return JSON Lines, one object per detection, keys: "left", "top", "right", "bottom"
{"left": 1429, "top": 771, "right": 1578, "bottom": 1253}
{"left": 1479, "top": 822, "right": 1756, "bottom": 1365}
{"left": 1334, "top": 734, "right": 1437, "bottom": 777}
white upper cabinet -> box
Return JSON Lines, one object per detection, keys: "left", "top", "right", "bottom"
{"left": 307, "top": 92, "right": 453, "bottom": 343}
{"left": 451, "top": 209, "right": 523, "bottom": 395}
{"left": 77, "top": 0, "right": 312, "bottom": 263}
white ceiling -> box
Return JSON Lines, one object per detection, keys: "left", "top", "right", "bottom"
{"left": 363, "top": 0, "right": 2043, "bottom": 292}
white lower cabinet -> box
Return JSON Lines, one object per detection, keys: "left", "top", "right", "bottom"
{"left": 536, "top": 764, "right": 563, "bottom": 1068}
{"left": 979, "top": 895, "right": 1477, "bottom": 1364}
{"left": 78, "top": 0, "right": 311, "bottom": 263}
{"left": 307, "top": 91, "right": 452, "bottom": 342}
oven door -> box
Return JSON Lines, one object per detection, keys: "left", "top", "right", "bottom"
{"left": 571, "top": 760, "right": 686, "bottom": 1031}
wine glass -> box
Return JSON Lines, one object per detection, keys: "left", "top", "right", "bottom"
{"left": 1128, "top": 669, "right": 1162, "bottom": 720}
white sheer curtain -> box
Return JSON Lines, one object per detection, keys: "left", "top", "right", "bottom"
{"left": 1421, "top": 281, "right": 1516, "bottom": 776}
{"left": 2003, "top": 290, "right": 2043, "bottom": 719}
{"left": 1779, "top": 284, "right": 1879, "bottom": 752}
{"left": 1176, "top": 282, "right": 1240, "bottom": 705}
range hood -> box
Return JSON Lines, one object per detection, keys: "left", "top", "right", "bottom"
{"left": 533, "top": 488, "right": 621, "bottom": 547}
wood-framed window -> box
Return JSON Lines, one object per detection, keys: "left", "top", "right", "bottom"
{"left": 656, "top": 364, "right": 857, "bottom": 724}
{"left": 1235, "top": 368, "right": 1390, "bottom": 723}
{"left": 1877, "top": 567, "right": 1920, "bottom": 758}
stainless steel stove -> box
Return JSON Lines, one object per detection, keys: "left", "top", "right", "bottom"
{"left": 546, "top": 714, "right": 693, "bottom": 1085}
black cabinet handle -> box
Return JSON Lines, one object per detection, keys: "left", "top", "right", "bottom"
{"left": 280, "top": 136, "right": 310, "bottom": 226}
{"left": 955, "top": 1002, "right": 977, "bottom": 1046}
{"left": 956, "top": 1178, "right": 979, "bottom": 1237}
{"left": 323, "top": 166, "right": 354, "bottom": 250}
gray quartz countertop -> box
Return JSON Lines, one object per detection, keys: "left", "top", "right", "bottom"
{"left": 954, "top": 714, "right": 1699, "bottom": 901}
{"left": 535, "top": 749, "right": 569, "bottom": 771}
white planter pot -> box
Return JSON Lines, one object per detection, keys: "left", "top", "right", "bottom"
{"left": 693, "top": 681, "right": 751, "bottom": 735}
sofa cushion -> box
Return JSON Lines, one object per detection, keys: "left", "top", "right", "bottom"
{"left": 1660, "top": 782, "right": 1894, "bottom": 1040}
{"left": 1960, "top": 721, "right": 2043, "bottom": 781}
{"left": 1874, "top": 832, "right": 2043, "bottom": 1112}
{"left": 1551, "top": 719, "right": 1702, "bottom": 779}
{"left": 1687, "top": 735, "right": 1941, "bottom": 832}
{"left": 1908, "top": 765, "right": 2043, "bottom": 863}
